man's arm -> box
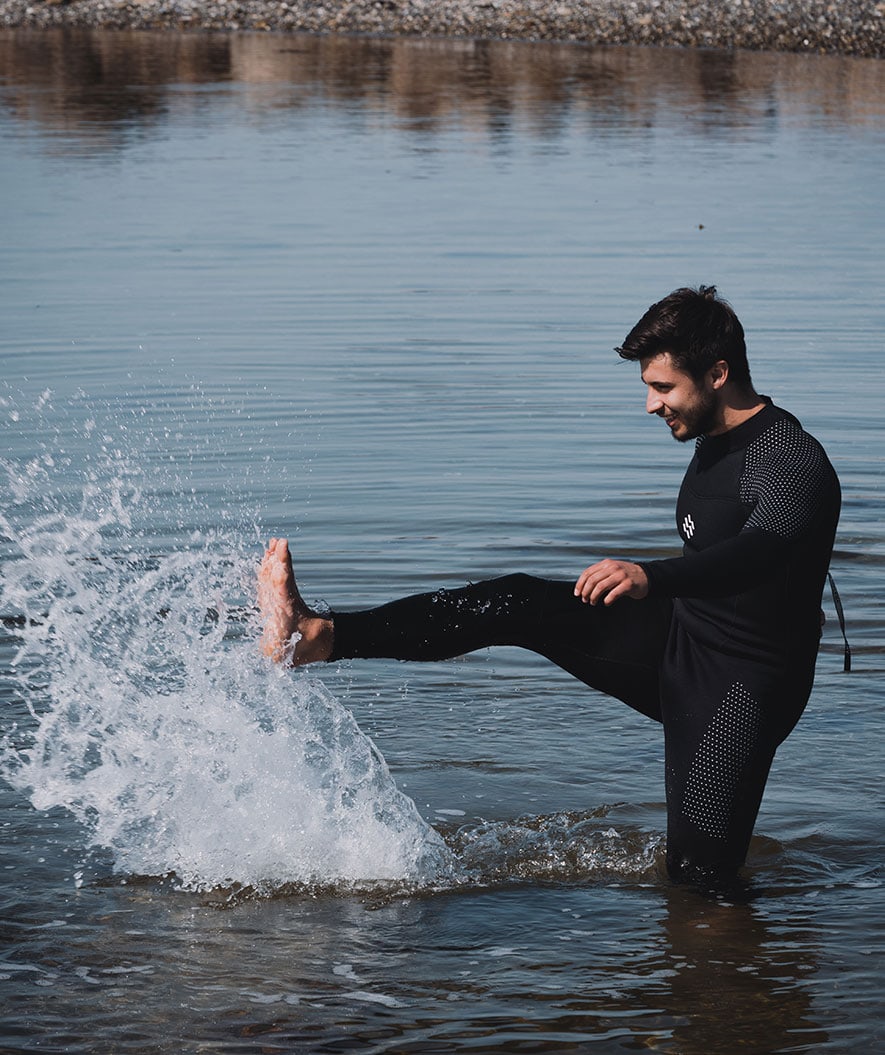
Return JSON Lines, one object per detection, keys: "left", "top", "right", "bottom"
{"left": 574, "top": 529, "right": 790, "bottom": 607}
{"left": 614, "top": 430, "right": 837, "bottom": 601}
{"left": 638, "top": 528, "right": 789, "bottom": 599}
{"left": 576, "top": 427, "right": 837, "bottom": 604}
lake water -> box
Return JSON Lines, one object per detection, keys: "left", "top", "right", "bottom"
{"left": 1, "top": 27, "right": 883, "bottom": 1054}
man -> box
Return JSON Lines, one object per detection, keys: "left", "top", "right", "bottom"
{"left": 258, "top": 286, "right": 841, "bottom": 890}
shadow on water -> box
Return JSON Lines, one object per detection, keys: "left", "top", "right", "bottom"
{"left": 1, "top": 27, "right": 884, "bottom": 154}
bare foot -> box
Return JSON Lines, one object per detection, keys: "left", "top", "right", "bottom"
{"left": 258, "top": 538, "right": 333, "bottom": 665}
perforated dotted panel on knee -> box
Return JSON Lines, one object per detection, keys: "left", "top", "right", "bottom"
{"left": 682, "top": 682, "right": 762, "bottom": 840}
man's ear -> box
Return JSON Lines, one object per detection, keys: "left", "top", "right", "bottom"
{"left": 708, "top": 360, "right": 729, "bottom": 390}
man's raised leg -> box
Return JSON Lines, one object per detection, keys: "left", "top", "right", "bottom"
{"left": 257, "top": 538, "right": 669, "bottom": 725}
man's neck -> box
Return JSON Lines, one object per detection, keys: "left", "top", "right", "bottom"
{"left": 709, "top": 389, "right": 768, "bottom": 436}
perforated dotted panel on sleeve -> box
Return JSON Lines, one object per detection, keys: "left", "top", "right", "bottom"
{"left": 740, "top": 418, "right": 830, "bottom": 539}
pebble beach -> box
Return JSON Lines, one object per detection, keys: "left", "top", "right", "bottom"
{"left": 0, "top": 0, "right": 883, "bottom": 58}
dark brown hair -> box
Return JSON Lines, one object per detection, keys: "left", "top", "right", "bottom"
{"left": 616, "top": 286, "right": 751, "bottom": 387}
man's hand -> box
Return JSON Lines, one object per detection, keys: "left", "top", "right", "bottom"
{"left": 574, "top": 559, "right": 649, "bottom": 606}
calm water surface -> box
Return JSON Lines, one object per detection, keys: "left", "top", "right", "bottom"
{"left": 1, "top": 28, "right": 883, "bottom": 1054}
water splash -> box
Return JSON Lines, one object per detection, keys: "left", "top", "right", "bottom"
{"left": 0, "top": 394, "right": 664, "bottom": 895}
{"left": 450, "top": 809, "right": 664, "bottom": 885}
{"left": 0, "top": 419, "right": 454, "bottom": 893}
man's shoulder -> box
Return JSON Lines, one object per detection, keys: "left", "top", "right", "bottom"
{"left": 744, "top": 404, "right": 839, "bottom": 496}
{"left": 751, "top": 404, "right": 828, "bottom": 459}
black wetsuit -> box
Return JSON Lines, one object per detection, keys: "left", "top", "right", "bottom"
{"left": 329, "top": 403, "right": 840, "bottom": 887}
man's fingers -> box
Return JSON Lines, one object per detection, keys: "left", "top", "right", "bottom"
{"left": 574, "top": 566, "right": 595, "bottom": 601}
{"left": 590, "top": 570, "right": 623, "bottom": 606}
{"left": 598, "top": 577, "right": 628, "bottom": 605}
{"left": 575, "top": 561, "right": 615, "bottom": 604}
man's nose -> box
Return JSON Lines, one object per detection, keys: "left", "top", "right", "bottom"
{"left": 646, "top": 390, "right": 664, "bottom": 415}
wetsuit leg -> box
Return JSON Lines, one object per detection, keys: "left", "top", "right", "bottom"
{"left": 329, "top": 574, "right": 811, "bottom": 888}
{"left": 329, "top": 573, "right": 671, "bottom": 721}
{"left": 660, "top": 622, "right": 813, "bottom": 889}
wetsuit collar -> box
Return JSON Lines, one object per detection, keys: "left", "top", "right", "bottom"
{"left": 698, "top": 400, "right": 777, "bottom": 455}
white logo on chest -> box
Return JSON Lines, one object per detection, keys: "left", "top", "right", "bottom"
{"left": 682, "top": 514, "right": 696, "bottom": 539}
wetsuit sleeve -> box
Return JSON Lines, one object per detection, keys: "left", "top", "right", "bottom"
{"left": 641, "top": 529, "right": 789, "bottom": 598}
{"left": 641, "top": 437, "right": 834, "bottom": 599}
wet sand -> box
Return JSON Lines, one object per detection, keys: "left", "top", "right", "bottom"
{"left": 0, "top": 0, "right": 882, "bottom": 58}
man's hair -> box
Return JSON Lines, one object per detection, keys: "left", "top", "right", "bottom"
{"left": 616, "top": 285, "right": 752, "bottom": 387}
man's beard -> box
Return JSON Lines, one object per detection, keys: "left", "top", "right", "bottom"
{"left": 669, "top": 389, "right": 719, "bottom": 442}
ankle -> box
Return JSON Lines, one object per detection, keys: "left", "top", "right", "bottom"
{"left": 296, "top": 616, "right": 334, "bottom": 665}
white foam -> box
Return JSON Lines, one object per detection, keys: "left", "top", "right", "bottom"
{"left": 0, "top": 441, "right": 454, "bottom": 894}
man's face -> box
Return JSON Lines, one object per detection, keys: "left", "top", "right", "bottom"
{"left": 640, "top": 352, "right": 722, "bottom": 443}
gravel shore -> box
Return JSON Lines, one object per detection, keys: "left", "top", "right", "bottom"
{"left": 0, "top": 1, "right": 882, "bottom": 58}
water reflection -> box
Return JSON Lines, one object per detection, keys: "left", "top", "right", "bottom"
{"left": 654, "top": 888, "right": 826, "bottom": 1054}
{"left": 1, "top": 27, "right": 883, "bottom": 153}
{"left": 1, "top": 876, "right": 828, "bottom": 1054}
